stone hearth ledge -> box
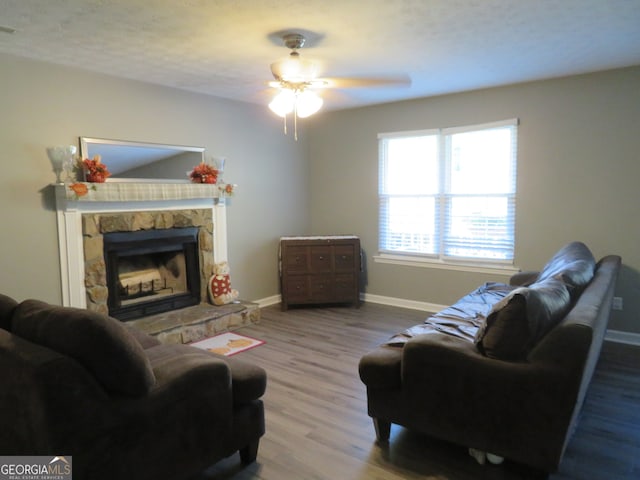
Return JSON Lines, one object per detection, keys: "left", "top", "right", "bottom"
{"left": 129, "top": 301, "right": 260, "bottom": 344}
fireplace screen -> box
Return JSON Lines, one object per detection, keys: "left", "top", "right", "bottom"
{"left": 103, "top": 227, "right": 201, "bottom": 320}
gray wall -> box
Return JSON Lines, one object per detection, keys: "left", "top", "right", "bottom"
{"left": 2, "top": 51, "right": 639, "bottom": 335}
{"left": 308, "top": 66, "right": 640, "bottom": 334}
{"left": 0, "top": 52, "right": 309, "bottom": 305}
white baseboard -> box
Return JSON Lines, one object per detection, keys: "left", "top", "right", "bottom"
{"left": 605, "top": 329, "right": 640, "bottom": 346}
{"left": 360, "top": 293, "right": 446, "bottom": 313}
{"left": 253, "top": 295, "right": 281, "bottom": 308}
{"left": 253, "top": 293, "right": 640, "bottom": 347}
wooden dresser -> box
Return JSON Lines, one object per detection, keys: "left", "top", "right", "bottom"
{"left": 279, "top": 235, "right": 361, "bottom": 311}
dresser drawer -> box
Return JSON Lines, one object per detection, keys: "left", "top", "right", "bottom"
{"left": 309, "top": 275, "right": 334, "bottom": 301}
{"left": 334, "top": 245, "right": 356, "bottom": 271}
{"left": 283, "top": 246, "right": 309, "bottom": 273}
{"left": 284, "top": 275, "right": 309, "bottom": 302}
{"left": 310, "top": 246, "right": 332, "bottom": 272}
{"left": 333, "top": 273, "right": 356, "bottom": 300}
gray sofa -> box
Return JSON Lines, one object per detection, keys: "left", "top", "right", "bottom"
{"left": 0, "top": 296, "right": 266, "bottom": 480}
{"left": 359, "top": 242, "right": 621, "bottom": 472}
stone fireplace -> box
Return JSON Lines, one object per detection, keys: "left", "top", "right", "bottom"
{"left": 54, "top": 182, "right": 259, "bottom": 342}
{"left": 86, "top": 211, "right": 210, "bottom": 320}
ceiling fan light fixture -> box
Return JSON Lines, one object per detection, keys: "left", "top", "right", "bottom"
{"left": 295, "top": 90, "right": 323, "bottom": 118}
{"left": 272, "top": 52, "right": 319, "bottom": 83}
{"left": 268, "top": 89, "right": 295, "bottom": 117}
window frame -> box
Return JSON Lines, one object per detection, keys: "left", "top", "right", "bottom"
{"left": 376, "top": 119, "right": 519, "bottom": 274}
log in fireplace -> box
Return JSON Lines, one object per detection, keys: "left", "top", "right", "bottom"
{"left": 103, "top": 227, "right": 201, "bottom": 320}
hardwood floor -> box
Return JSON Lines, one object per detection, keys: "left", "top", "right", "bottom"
{"left": 193, "top": 303, "right": 640, "bottom": 480}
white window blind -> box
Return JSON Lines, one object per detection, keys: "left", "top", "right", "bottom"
{"left": 378, "top": 119, "right": 518, "bottom": 264}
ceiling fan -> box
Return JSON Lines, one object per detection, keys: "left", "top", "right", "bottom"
{"left": 267, "top": 32, "right": 410, "bottom": 139}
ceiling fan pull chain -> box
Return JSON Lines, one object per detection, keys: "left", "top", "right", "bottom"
{"left": 294, "top": 103, "right": 299, "bottom": 141}
{"left": 283, "top": 113, "right": 287, "bottom": 136}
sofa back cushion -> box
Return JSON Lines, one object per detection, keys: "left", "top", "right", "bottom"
{"left": 475, "top": 278, "right": 571, "bottom": 360}
{"left": 0, "top": 294, "right": 18, "bottom": 332}
{"left": 12, "top": 300, "right": 156, "bottom": 396}
{"left": 536, "top": 241, "right": 596, "bottom": 295}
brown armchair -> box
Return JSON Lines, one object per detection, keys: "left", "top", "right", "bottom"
{"left": 0, "top": 295, "right": 266, "bottom": 480}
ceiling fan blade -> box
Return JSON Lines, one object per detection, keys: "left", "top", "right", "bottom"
{"left": 320, "top": 75, "right": 411, "bottom": 89}
{"left": 267, "top": 79, "right": 329, "bottom": 90}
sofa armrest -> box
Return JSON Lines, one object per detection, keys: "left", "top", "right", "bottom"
{"left": 359, "top": 346, "right": 403, "bottom": 389}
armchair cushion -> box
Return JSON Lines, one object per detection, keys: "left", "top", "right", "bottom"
{"left": 11, "top": 300, "right": 156, "bottom": 397}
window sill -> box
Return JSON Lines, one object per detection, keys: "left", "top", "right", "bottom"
{"left": 373, "top": 253, "right": 520, "bottom": 276}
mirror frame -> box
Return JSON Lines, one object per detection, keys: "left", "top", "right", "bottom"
{"left": 79, "top": 137, "right": 205, "bottom": 183}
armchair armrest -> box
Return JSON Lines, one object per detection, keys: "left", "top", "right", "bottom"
{"left": 145, "top": 343, "right": 232, "bottom": 399}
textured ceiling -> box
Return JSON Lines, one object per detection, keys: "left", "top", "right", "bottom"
{"left": 1, "top": 0, "right": 640, "bottom": 111}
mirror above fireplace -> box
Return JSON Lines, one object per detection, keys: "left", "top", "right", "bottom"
{"left": 80, "top": 137, "right": 205, "bottom": 182}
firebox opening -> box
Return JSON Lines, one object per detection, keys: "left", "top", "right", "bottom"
{"left": 104, "top": 227, "right": 201, "bottom": 321}
{"left": 118, "top": 251, "right": 186, "bottom": 304}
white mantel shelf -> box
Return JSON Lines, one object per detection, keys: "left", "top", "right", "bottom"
{"left": 54, "top": 181, "right": 230, "bottom": 203}
{"left": 53, "top": 181, "right": 231, "bottom": 308}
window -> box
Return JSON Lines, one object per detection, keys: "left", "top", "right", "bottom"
{"left": 378, "top": 119, "right": 518, "bottom": 266}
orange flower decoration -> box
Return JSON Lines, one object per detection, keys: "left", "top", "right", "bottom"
{"left": 69, "top": 183, "right": 89, "bottom": 197}
{"left": 81, "top": 155, "right": 111, "bottom": 183}
{"left": 189, "top": 162, "right": 218, "bottom": 184}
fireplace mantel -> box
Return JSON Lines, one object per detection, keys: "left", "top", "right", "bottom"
{"left": 54, "top": 182, "right": 229, "bottom": 308}
{"left": 56, "top": 181, "right": 227, "bottom": 203}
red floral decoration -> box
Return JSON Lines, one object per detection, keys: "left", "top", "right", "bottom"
{"left": 81, "top": 155, "right": 111, "bottom": 183}
{"left": 189, "top": 162, "right": 218, "bottom": 184}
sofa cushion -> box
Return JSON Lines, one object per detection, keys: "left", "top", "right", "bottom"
{"left": 475, "top": 278, "right": 571, "bottom": 360}
{"left": 536, "top": 241, "right": 596, "bottom": 294}
{"left": 12, "top": 300, "right": 156, "bottom": 396}
{"left": 0, "top": 294, "right": 18, "bottom": 332}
